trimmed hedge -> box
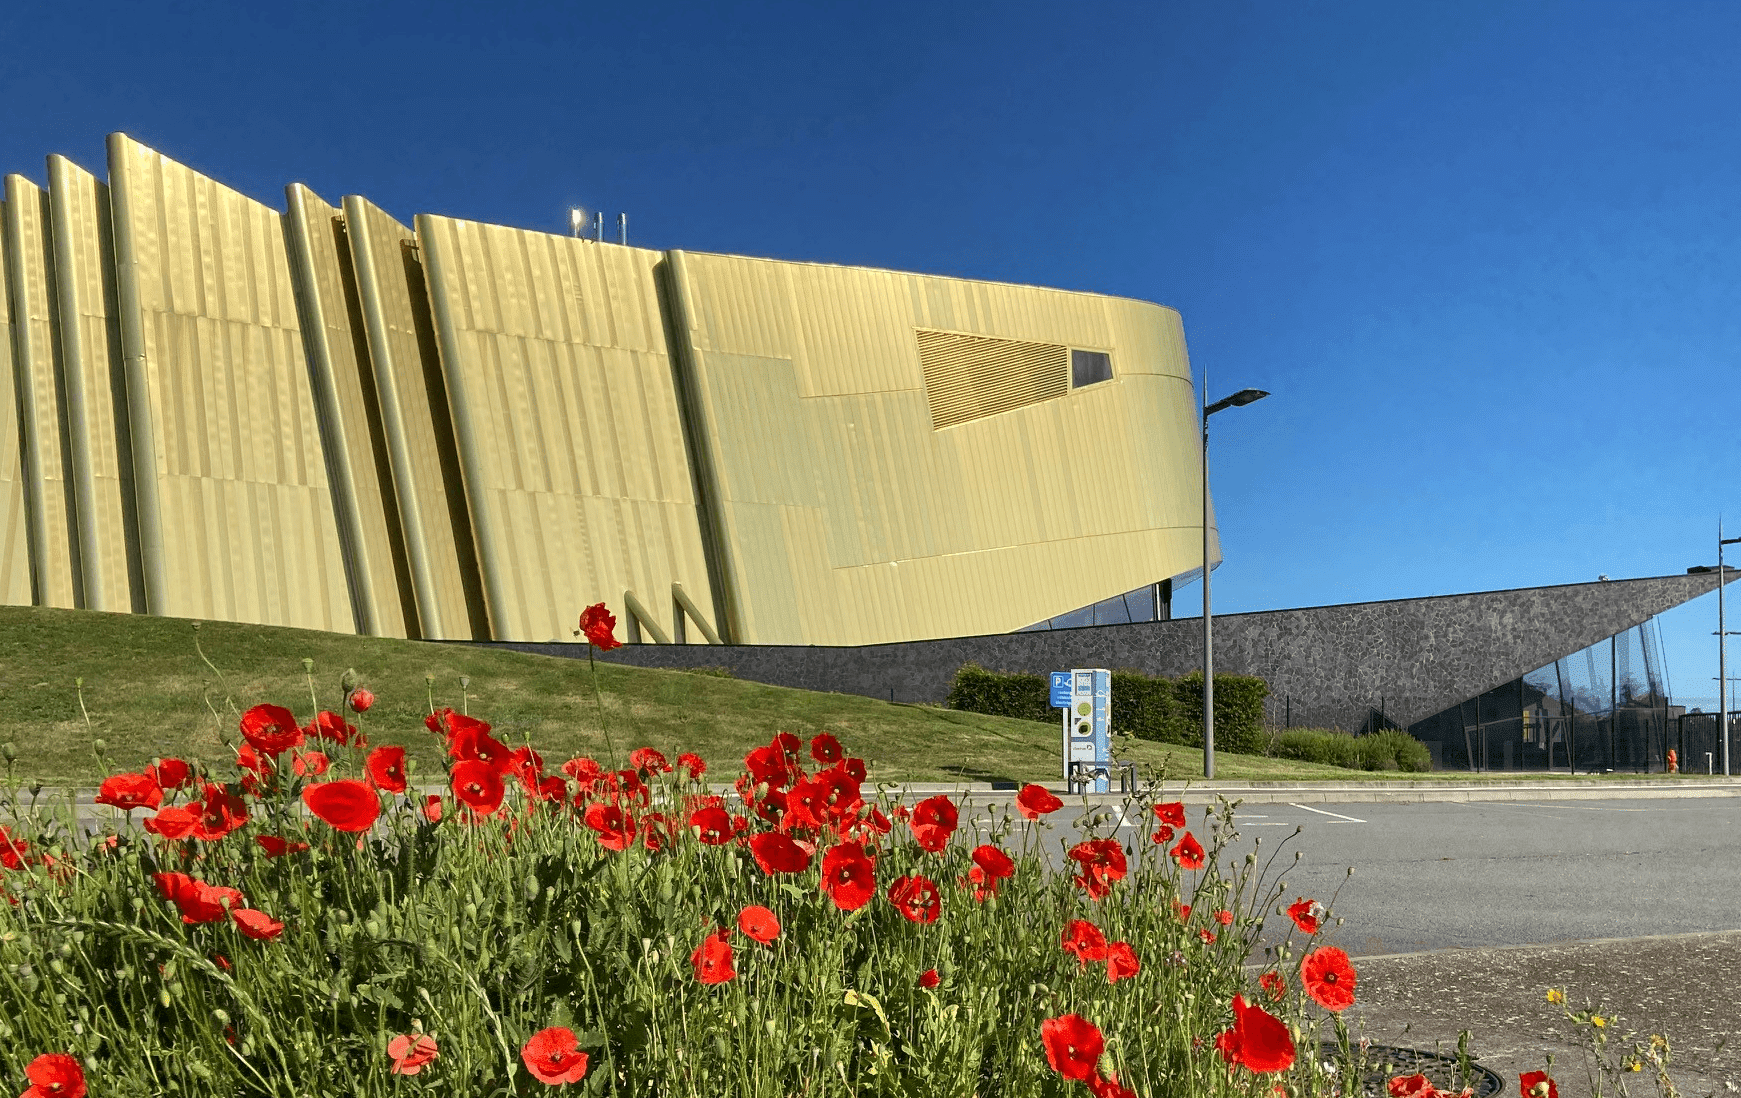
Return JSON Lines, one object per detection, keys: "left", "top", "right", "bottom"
{"left": 946, "top": 664, "right": 1270, "bottom": 755}
{"left": 1273, "top": 727, "right": 1432, "bottom": 772}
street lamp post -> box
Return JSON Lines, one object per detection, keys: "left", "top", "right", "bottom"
{"left": 1721, "top": 522, "right": 1741, "bottom": 776}
{"left": 1201, "top": 373, "right": 1269, "bottom": 780}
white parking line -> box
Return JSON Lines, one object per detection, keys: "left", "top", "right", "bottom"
{"left": 1287, "top": 803, "right": 1367, "bottom": 824}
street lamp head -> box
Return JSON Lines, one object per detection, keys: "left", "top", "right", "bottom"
{"left": 1205, "top": 388, "right": 1271, "bottom": 417}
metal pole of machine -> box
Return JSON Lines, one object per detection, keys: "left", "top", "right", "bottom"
{"left": 1721, "top": 520, "right": 1741, "bottom": 777}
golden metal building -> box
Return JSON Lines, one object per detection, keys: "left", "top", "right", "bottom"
{"left": 0, "top": 133, "right": 1216, "bottom": 646}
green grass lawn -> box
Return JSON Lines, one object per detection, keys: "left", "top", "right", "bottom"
{"left": 0, "top": 603, "right": 1717, "bottom": 787}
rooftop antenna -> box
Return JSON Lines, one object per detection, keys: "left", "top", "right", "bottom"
{"left": 594, "top": 211, "right": 603, "bottom": 243}
{"left": 618, "top": 212, "right": 627, "bottom": 246}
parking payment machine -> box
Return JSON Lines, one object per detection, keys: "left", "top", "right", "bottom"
{"left": 1052, "top": 668, "right": 1111, "bottom": 792}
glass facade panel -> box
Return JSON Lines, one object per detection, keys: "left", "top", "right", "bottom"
{"left": 1019, "top": 579, "right": 1164, "bottom": 631}
{"left": 1408, "top": 616, "right": 1685, "bottom": 772}
{"left": 1070, "top": 349, "right": 1112, "bottom": 388}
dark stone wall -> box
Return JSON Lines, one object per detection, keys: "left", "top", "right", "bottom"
{"left": 458, "top": 573, "right": 1728, "bottom": 734}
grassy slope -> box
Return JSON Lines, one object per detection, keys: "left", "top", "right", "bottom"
{"left": 0, "top": 604, "right": 1707, "bottom": 786}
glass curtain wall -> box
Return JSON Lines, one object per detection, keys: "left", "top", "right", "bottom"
{"left": 1410, "top": 618, "right": 1679, "bottom": 772}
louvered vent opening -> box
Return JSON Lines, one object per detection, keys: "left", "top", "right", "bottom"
{"left": 916, "top": 329, "right": 1070, "bottom": 429}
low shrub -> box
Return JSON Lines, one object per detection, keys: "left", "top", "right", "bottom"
{"left": 1274, "top": 728, "right": 1432, "bottom": 772}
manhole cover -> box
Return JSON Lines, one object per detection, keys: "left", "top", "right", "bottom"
{"left": 1318, "top": 1041, "right": 1506, "bottom": 1098}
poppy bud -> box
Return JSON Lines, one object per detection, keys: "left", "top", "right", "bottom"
{"left": 460, "top": 675, "right": 471, "bottom": 689}
{"left": 524, "top": 876, "right": 541, "bottom": 902}
{"left": 213, "top": 1008, "right": 231, "bottom": 1025}
{"left": 1, "top": 742, "right": 14, "bottom": 762}
{"left": 341, "top": 668, "right": 358, "bottom": 691}
{"left": 302, "top": 658, "right": 314, "bottom": 674}
{"left": 93, "top": 739, "right": 106, "bottom": 756}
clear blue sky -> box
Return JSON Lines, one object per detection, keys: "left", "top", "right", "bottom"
{"left": 4, "top": 1, "right": 1738, "bottom": 707}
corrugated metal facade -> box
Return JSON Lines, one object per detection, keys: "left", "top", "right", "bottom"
{"left": 107, "top": 134, "right": 355, "bottom": 632}
{"left": 283, "top": 183, "right": 414, "bottom": 639}
{"left": 4, "top": 174, "right": 79, "bottom": 609}
{"left": 0, "top": 132, "right": 1211, "bottom": 648}
{"left": 344, "top": 197, "right": 488, "bottom": 641}
{"left": 47, "top": 156, "right": 143, "bottom": 614}
{"left": 0, "top": 199, "right": 32, "bottom": 605}
{"left": 666, "top": 251, "right": 1211, "bottom": 645}
{"left": 417, "top": 215, "right": 717, "bottom": 643}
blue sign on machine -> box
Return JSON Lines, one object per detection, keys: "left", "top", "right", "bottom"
{"left": 1048, "top": 671, "right": 1073, "bottom": 708}
{"left": 1055, "top": 668, "right": 1111, "bottom": 792}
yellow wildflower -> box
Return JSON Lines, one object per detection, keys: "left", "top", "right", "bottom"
{"left": 1591, "top": 1015, "right": 1608, "bottom": 1028}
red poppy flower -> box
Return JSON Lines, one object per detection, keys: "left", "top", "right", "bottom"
{"left": 814, "top": 766, "right": 862, "bottom": 817}
{"left": 96, "top": 772, "right": 162, "bottom": 812}
{"left": 742, "top": 744, "right": 795, "bottom": 791}
{"left": 1015, "top": 783, "right": 1064, "bottom": 820}
{"left": 1300, "top": 946, "right": 1358, "bottom": 1011}
{"left": 449, "top": 725, "right": 512, "bottom": 774}
{"left": 781, "top": 778, "right": 828, "bottom": 834}
{"left": 843, "top": 756, "right": 866, "bottom": 782}
{"left": 232, "top": 908, "right": 284, "bottom": 940}
{"left": 521, "top": 1026, "right": 590, "bottom": 1085}
{"left": 1061, "top": 919, "right": 1108, "bottom": 963}
{"left": 604, "top": 768, "right": 650, "bottom": 808}
{"left": 306, "top": 710, "right": 359, "bottom": 747}
{"left": 1519, "top": 1071, "right": 1559, "bottom": 1098}
{"left": 1174, "top": 901, "right": 1192, "bottom": 922}
{"left": 1105, "top": 940, "right": 1140, "bottom": 982}
{"left": 422, "top": 795, "right": 443, "bottom": 823}
{"left": 452, "top": 761, "right": 506, "bottom": 817}
{"left": 770, "top": 731, "right": 802, "bottom": 760}
{"left": 562, "top": 756, "right": 604, "bottom": 786}
{"left": 1089, "top": 1072, "right": 1137, "bottom": 1098}
{"left": 348, "top": 686, "right": 375, "bottom": 714}
{"left": 154, "top": 873, "right": 245, "bottom": 924}
{"left": 388, "top": 1033, "right": 438, "bottom": 1075}
{"left": 577, "top": 603, "right": 621, "bottom": 651}
{"left": 909, "top": 795, "right": 958, "bottom": 852}
{"left": 583, "top": 802, "right": 636, "bottom": 851}
{"left": 255, "top": 835, "right": 310, "bottom": 857}
{"left": 1151, "top": 825, "right": 1175, "bottom": 845}
{"left": 1066, "top": 838, "right": 1128, "bottom": 900}
{"left": 1259, "top": 971, "right": 1286, "bottom": 1001}
{"left": 1215, "top": 994, "right": 1296, "bottom": 1073}
{"left": 193, "top": 784, "right": 250, "bottom": 841}
{"left": 677, "top": 752, "right": 707, "bottom": 780}
{"left": 302, "top": 780, "right": 382, "bottom": 833}
{"left": 689, "top": 805, "right": 732, "bottom": 845}
{"left": 1170, "top": 831, "right": 1206, "bottom": 870}
{"left": 748, "top": 831, "right": 812, "bottom": 875}
{"left": 737, "top": 904, "right": 780, "bottom": 943}
{"left": 918, "top": 967, "right": 939, "bottom": 989}
{"left": 508, "top": 745, "right": 545, "bottom": 785}
{"left": 292, "top": 751, "right": 330, "bottom": 778}
{"left": 20, "top": 1053, "right": 85, "bottom": 1098}
{"left": 1198, "top": 928, "right": 1217, "bottom": 945}
{"left": 143, "top": 805, "right": 198, "bottom": 841}
{"left": 691, "top": 928, "right": 735, "bottom": 984}
{"left": 640, "top": 811, "right": 677, "bottom": 852}
{"left": 629, "top": 746, "right": 671, "bottom": 774}
{"left": 887, "top": 874, "right": 941, "bottom": 923}
{"left": 1388, "top": 1074, "right": 1438, "bottom": 1098}
{"left": 365, "top": 746, "right": 408, "bottom": 793}
{"left": 1154, "top": 801, "right": 1186, "bottom": 828}
{"left": 819, "top": 842, "right": 876, "bottom": 911}
{"left": 1040, "top": 1013, "right": 1104, "bottom": 1082}
{"left": 1287, "top": 897, "right": 1323, "bottom": 935}
{"left": 240, "top": 703, "right": 304, "bottom": 756}
{"left": 810, "top": 733, "right": 843, "bottom": 765}
{"left": 967, "top": 843, "right": 1016, "bottom": 900}
{"left": 1215, "top": 909, "right": 1234, "bottom": 926}
{"left": 146, "top": 757, "right": 192, "bottom": 789}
